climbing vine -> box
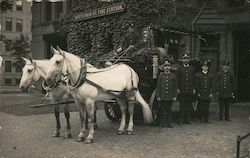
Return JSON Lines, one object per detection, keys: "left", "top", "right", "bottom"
{"left": 62, "top": 0, "right": 177, "bottom": 64}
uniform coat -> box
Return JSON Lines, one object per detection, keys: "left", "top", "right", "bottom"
{"left": 215, "top": 71, "right": 235, "bottom": 98}
{"left": 177, "top": 65, "right": 195, "bottom": 95}
{"left": 156, "top": 72, "right": 178, "bottom": 100}
{"left": 195, "top": 71, "right": 213, "bottom": 100}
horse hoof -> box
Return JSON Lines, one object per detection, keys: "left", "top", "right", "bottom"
{"left": 126, "top": 131, "right": 134, "bottom": 135}
{"left": 117, "top": 130, "right": 125, "bottom": 135}
{"left": 64, "top": 133, "right": 72, "bottom": 139}
{"left": 84, "top": 138, "right": 94, "bottom": 144}
{"left": 76, "top": 137, "right": 85, "bottom": 142}
{"left": 52, "top": 131, "right": 60, "bottom": 137}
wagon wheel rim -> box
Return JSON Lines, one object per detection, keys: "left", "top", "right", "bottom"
{"left": 104, "top": 101, "right": 121, "bottom": 121}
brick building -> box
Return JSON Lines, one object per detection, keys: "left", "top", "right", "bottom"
{"left": 31, "top": 0, "right": 250, "bottom": 101}
{"left": 0, "top": 0, "right": 32, "bottom": 92}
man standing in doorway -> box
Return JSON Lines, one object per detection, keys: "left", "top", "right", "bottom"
{"left": 215, "top": 61, "right": 235, "bottom": 121}
{"left": 156, "top": 61, "right": 177, "bottom": 128}
{"left": 177, "top": 53, "right": 196, "bottom": 125}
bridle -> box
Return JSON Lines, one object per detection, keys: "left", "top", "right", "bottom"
{"left": 54, "top": 52, "right": 87, "bottom": 90}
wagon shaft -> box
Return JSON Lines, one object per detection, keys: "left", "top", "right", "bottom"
{"left": 29, "top": 101, "right": 75, "bottom": 108}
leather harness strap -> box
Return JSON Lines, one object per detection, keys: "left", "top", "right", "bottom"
{"left": 66, "top": 58, "right": 138, "bottom": 100}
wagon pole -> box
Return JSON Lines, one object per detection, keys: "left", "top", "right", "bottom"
{"left": 30, "top": 101, "right": 75, "bottom": 108}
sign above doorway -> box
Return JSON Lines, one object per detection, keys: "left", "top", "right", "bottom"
{"left": 74, "top": 3, "right": 125, "bottom": 21}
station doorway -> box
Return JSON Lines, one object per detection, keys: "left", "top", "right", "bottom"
{"left": 235, "top": 31, "right": 250, "bottom": 101}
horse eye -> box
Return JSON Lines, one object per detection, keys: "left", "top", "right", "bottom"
{"left": 56, "top": 60, "right": 61, "bottom": 64}
{"left": 28, "top": 69, "right": 33, "bottom": 73}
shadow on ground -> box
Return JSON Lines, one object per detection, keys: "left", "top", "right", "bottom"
{"left": 0, "top": 93, "right": 78, "bottom": 116}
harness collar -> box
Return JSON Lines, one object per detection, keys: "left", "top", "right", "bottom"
{"left": 67, "top": 58, "right": 87, "bottom": 90}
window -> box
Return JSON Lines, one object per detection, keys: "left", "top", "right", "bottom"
{"left": 5, "top": 39, "right": 12, "bottom": 51}
{"left": 5, "top": 79, "right": 12, "bottom": 85}
{"left": 16, "top": 0, "right": 23, "bottom": 11}
{"left": 16, "top": 19, "right": 23, "bottom": 32}
{"left": 55, "top": 2, "right": 63, "bottom": 18}
{"left": 5, "top": 61, "right": 12, "bottom": 72}
{"left": 15, "top": 61, "right": 22, "bottom": 72}
{"left": 15, "top": 79, "right": 20, "bottom": 85}
{"left": 5, "top": 18, "right": 12, "bottom": 31}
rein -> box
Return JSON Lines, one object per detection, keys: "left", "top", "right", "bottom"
{"left": 66, "top": 58, "right": 87, "bottom": 90}
{"left": 59, "top": 52, "right": 137, "bottom": 100}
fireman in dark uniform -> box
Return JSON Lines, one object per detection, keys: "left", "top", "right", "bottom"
{"left": 156, "top": 61, "right": 177, "bottom": 128}
{"left": 215, "top": 61, "right": 235, "bottom": 121}
{"left": 195, "top": 61, "right": 213, "bottom": 123}
{"left": 177, "top": 54, "right": 196, "bottom": 124}
{"left": 117, "top": 23, "right": 143, "bottom": 56}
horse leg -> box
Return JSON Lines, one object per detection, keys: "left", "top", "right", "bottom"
{"left": 127, "top": 100, "right": 135, "bottom": 135}
{"left": 127, "top": 92, "right": 135, "bottom": 135}
{"left": 94, "top": 104, "right": 98, "bottom": 129}
{"left": 76, "top": 102, "right": 87, "bottom": 142}
{"left": 64, "top": 104, "right": 71, "bottom": 138}
{"left": 53, "top": 104, "right": 61, "bottom": 137}
{"left": 116, "top": 98, "right": 127, "bottom": 135}
{"left": 85, "top": 99, "right": 95, "bottom": 144}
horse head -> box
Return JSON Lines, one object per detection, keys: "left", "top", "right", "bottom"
{"left": 19, "top": 57, "right": 39, "bottom": 91}
{"left": 45, "top": 46, "right": 68, "bottom": 87}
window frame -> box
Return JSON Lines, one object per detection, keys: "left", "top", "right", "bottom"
{"left": 5, "top": 60, "right": 12, "bottom": 73}
{"left": 5, "top": 18, "right": 13, "bottom": 31}
{"left": 16, "top": 0, "right": 23, "bottom": 11}
{"left": 16, "top": 19, "right": 23, "bottom": 32}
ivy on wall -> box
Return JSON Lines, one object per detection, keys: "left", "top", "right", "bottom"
{"left": 62, "top": 0, "right": 177, "bottom": 64}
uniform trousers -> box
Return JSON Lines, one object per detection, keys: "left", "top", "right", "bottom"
{"left": 159, "top": 100, "right": 173, "bottom": 125}
{"left": 179, "top": 94, "right": 193, "bottom": 123}
{"left": 219, "top": 97, "right": 231, "bottom": 120}
{"left": 197, "top": 99, "right": 210, "bottom": 122}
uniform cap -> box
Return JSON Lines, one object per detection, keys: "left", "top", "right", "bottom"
{"left": 203, "top": 60, "right": 209, "bottom": 66}
{"left": 162, "top": 60, "right": 171, "bottom": 67}
{"left": 182, "top": 53, "right": 190, "bottom": 61}
{"left": 222, "top": 60, "right": 230, "bottom": 66}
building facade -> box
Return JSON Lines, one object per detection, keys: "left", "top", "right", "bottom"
{"left": 32, "top": 0, "right": 71, "bottom": 59}
{"left": 31, "top": 0, "right": 250, "bottom": 101}
{"left": 0, "top": 0, "right": 32, "bottom": 91}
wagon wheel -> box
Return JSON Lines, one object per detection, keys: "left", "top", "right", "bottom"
{"left": 149, "top": 89, "right": 160, "bottom": 125}
{"left": 104, "top": 100, "right": 121, "bottom": 122}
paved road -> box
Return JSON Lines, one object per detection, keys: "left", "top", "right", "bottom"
{"left": 0, "top": 93, "right": 250, "bottom": 158}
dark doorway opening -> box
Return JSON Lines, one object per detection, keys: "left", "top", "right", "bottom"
{"left": 43, "top": 33, "right": 67, "bottom": 59}
{"left": 235, "top": 31, "right": 250, "bottom": 101}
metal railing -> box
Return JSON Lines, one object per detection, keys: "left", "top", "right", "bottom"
{"left": 237, "top": 132, "right": 250, "bottom": 158}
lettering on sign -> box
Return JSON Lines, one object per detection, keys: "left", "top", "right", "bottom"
{"left": 74, "top": 3, "right": 125, "bottom": 21}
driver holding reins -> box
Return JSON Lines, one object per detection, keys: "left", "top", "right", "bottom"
{"left": 116, "top": 23, "right": 143, "bottom": 57}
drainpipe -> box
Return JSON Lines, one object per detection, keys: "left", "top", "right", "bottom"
{"left": 191, "top": 2, "right": 207, "bottom": 59}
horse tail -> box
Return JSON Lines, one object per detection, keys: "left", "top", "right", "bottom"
{"left": 127, "top": 65, "right": 153, "bottom": 123}
{"left": 134, "top": 90, "right": 153, "bottom": 123}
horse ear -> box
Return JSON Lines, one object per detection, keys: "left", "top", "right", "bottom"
{"left": 56, "top": 46, "right": 62, "bottom": 52}
{"left": 29, "top": 56, "right": 34, "bottom": 63}
{"left": 50, "top": 46, "right": 57, "bottom": 54}
{"left": 56, "top": 46, "right": 65, "bottom": 56}
{"left": 22, "top": 57, "right": 30, "bottom": 63}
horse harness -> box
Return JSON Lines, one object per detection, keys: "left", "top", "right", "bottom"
{"left": 65, "top": 57, "right": 137, "bottom": 101}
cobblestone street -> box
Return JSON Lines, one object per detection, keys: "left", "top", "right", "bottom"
{"left": 0, "top": 93, "right": 250, "bottom": 158}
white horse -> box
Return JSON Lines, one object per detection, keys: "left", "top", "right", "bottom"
{"left": 19, "top": 57, "right": 72, "bottom": 138}
{"left": 45, "top": 47, "right": 153, "bottom": 144}
{"left": 0, "top": 56, "right": 3, "bottom": 73}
